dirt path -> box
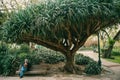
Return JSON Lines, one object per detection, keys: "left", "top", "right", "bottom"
{"left": 0, "top": 50, "right": 120, "bottom": 80}
{"left": 77, "top": 50, "right": 120, "bottom": 80}
{"left": 0, "top": 76, "right": 112, "bottom": 80}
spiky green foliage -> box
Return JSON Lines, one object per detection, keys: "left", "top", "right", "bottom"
{"left": 0, "top": 11, "right": 6, "bottom": 25}
{"left": 0, "top": 11, "right": 7, "bottom": 40}
{"left": 2, "top": 0, "right": 120, "bottom": 55}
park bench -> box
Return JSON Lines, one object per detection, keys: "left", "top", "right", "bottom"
{"left": 16, "top": 64, "right": 50, "bottom": 75}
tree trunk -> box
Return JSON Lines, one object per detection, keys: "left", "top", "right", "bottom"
{"left": 64, "top": 53, "right": 80, "bottom": 74}
{"left": 106, "top": 43, "right": 115, "bottom": 58}
{"left": 105, "top": 30, "right": 120, "bottom": 58}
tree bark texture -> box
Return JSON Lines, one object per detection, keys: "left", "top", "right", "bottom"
{"left": 64, "top": 53, "right": 80, "bottom": 74}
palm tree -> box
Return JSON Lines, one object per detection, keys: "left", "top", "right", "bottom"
{"left": 2, "top": 0, "right": 120, "bottom": 73}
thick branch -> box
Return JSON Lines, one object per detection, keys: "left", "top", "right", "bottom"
{"left": 101, "top": 29, "right": 110, "bottom": 39}
{"left": 95, "top": 19, "right": 118, "bottom": 32}
{"left": 113, "top": 30, "right": 120, "bottom": 40}
{"left": 21, "top": 34, "right": 67, "bottom": 54}
{"left": 86, "top": 21, "right": 91, "bottom": 36}
{"left": 71, "top": 35, "right": 89, "bottom": 54}
{"left": 65, "top": 23, "right": 72, "bottom": 50}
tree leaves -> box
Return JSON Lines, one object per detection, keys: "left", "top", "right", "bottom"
{"left": 2, "top": 0, "right": 120, "bottom": 52}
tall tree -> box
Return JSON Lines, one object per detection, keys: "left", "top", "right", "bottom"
{"left": 2, "top": 0, "right": 120, "bottom": 73}
{"left": 100, "top": 26, "right": 120, "bottom": 58}
{"left": 105, "top": 30, "right": 120, "bottom": 58}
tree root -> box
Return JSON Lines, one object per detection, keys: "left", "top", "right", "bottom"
{"left": 59, "top": 65, "right": 82, "bottom": 74}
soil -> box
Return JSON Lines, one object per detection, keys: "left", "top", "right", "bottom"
{"left": 30, "top": 62, "right": 102, "bottom": 77}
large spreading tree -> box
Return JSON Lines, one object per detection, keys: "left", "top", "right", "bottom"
{"left": 102, "top": 29, "right": 120, "bottom": 58}
{"left": 2, "top": 0, "right": 120, "bottom": 73}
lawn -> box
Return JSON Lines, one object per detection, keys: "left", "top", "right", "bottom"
{"left": 106, "top": 47, "right": 120, "bottom": 64}
{"left": 107, "top": 56, "right": 120, "bottom": 64}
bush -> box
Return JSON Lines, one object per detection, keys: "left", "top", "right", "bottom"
{"left": 84, "top": 61, "right": 101, "bottom": 75}
{"left": 112, "top": 51, "right": 120, "bottom": 56}
{"left": 0, "top": 43, "right": 34, "bottom": 76}
{"left": 75, "top": 54, "right": 94, "bottom": 65}
{"left": 18, "top": 52, "right": 28, "bottom": 63}
{"left": 0, "top": 43, "right": 45, "bottom": 76}
{"left": 0, "top": 43, "right": 8, "bottom": 75}
{"left": 19, "top": 44, "right": 30, "bottom": 53}
{"left": 112, "top": 47, "right": 120, "bottom": 56}
{"left": 29, "top": 52, "right": 43, "bottom": 64}
{"left": 39, "top": 51, "right": 65, "bottom": 64}
{"left": 0, "top": 43, "right": 19, "bottom": 76}
{"left": 2, "top": 54, "right": 19, "bottom": 75}
{"left": 44, "top": 53, "right": 65, "bottom": 64}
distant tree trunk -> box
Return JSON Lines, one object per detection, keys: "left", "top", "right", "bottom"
{"left": 105, "top": 42, "right": 115, "bottom": 58}
{"left": 105, "top": 30, "right": 120, "bottom": 58}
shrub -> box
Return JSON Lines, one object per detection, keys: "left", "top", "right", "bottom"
{"left": 75, "top": 54, "right": 94, "bottom": 65}
{"left": 108, "top": 38, "right": 115, "bottom": 46}
{"left": 18, "top": 52, "right": 28, "bottom": 63}
{"left": 0, "top": 43, "right": 8, "bottom": 75}
{"left": 38, "top": 51, "right": 65, "bottom": 64}
{"left": 112, "top": 47, "right": 120, "bottom": 56}
{"left": 19, "top": 44, "right": 30, "bottom": 53}
{"left": 112, "top": 51, "right": 120, "bottom": 56}
{"left": 17, "top": 45, "right": 41, "bottom": 64}
{"left": 0, "top": 43, "right": 19, "bottom": 76}
{"left": 0, "top": 43, "right": 45, "bottom": 76}
{"left": 2, "top": 54, "right": 19, "bottom": 76}
{"left": 44, "top": 53, "right": 65, "bottom": 64}
{"left": 29, "top": 52, "right": 43, "bottom": 64}
{"left": 84, "top": 61, "right": 102, "bottom": 75}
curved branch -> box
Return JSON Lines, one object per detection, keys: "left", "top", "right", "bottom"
{"left": 101, "top": 29, "right": 110, "bottom": 39}
{"left": 21, "top": 34, "right": 67, "bottom": 54}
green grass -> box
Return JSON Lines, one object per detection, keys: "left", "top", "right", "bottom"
{"left": 106, "top": 47, "right": 120, "bottom": 64}
{"left": 107, "top": 56, "right": 120, "bottom": 64}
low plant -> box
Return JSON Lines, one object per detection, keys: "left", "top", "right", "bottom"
{"left": 112, "top": 48, "right": 120, "bottom": 56}
{"left": 0, "top": 43, "right": 19, "bottom": 76}
{"left": 84, "top": 61, "right": 102, "bottom": 75}
{"left": 39, "top": 51, "right": 65, "bottom": 64}
{"left": 75, "top": 54, "right": 94, "bottom": 65}
{"left": 29, "top": 52, "right": 43, "bottom": 64}
{"left": 2, "top": 54, "right": 19, "bottom": 75}
{"left": 19, "top": 43, "right": 30, "bottom": 53}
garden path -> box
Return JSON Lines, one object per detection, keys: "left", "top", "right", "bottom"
{"left": 77, "top": 50, "right": 120, "bottom": 80}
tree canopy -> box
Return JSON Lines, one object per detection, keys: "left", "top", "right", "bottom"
{"left": 2, "top": 0, "right": 120, "bottom": 54}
